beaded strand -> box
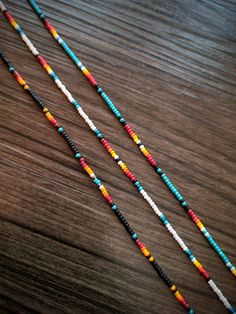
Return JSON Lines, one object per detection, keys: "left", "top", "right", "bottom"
{"left": 27, "top": 0, "right": 236, "bottom": 277}
{"left": 1, "top": 3, "right": 234, "bottom": 313}
{"left": 0, "top": 49, "right": 195, "bottom": 314}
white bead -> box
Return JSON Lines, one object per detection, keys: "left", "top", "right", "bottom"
{"left": 0, "top": 2, "right": 7, "bottom": 11}
{"left": 31, "top": 46, "right": 39, "bottom": 56}
{"left": 68, "top": 95, "right": 74, "bottom": 103}
{"left": 55, "top": 79, "right": 63, "bottom": 89}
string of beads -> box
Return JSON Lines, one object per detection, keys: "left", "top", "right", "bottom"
{"left": 0, "top": 49, "right": 195, "bottom": 314}
{"left": 27, "top": 0, "right": 236, "bottom": 277}
{"left": 0, "top": 2, "right": 235, "bottom": 312}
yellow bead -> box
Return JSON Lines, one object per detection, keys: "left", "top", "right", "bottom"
{"left": 120, "top": 162, "right": 126, "bottom": 170}
{"left": 82, "top": 67, "right": 89, "bottom": 76}
{"left": 141, "top": 246, "right": 146, "bottom": 252}
{"left": 18, "top": 78, "right": 26, "bottom": 85}
{"left": 232, "top": 269, "right": 236, "bottom": 276}
{"left": 11, "top": 20, "right": 18, "bottom": 28}
{"left": 143, "top": 149, "right": 148, "bottom": 156}
{"left": 149, "top": 256, "right": 154, "bottom": 262}
{"left": 43, "top": 108, "right": 48, "bottom": 112}
{"left": 46, "top": 112, "right": 53, "bottom": 121}
{"left": 24, "top": 85, "right": 29, "bottom": 90}
{"left": 175, "top": 291, "right": 183, "bottom": 301}
{"left": 44, "top": 64, "right": 51, "bottom": 73}
{"left": 195, "top": 261, "right": 202, "bottom": 268}
{"left": 85, "top": 166, "right": 93, "bottom": 175}
{"left": 197, "top": 221, "right": 203, "bottom": 229}
{"left": 143, "top": 249, "right": 149, "bottom": 257}
{"left": 51, "top": 29, "right": 57, "bottom": 38}
{"left": 170, "top": 285, "right": 176, "bottom": 291}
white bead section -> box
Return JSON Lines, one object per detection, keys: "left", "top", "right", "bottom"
{"left": 54, "top": 79, "right": 74, "bottom": 104}
{"left": 21, "top": 33, "right": 39, "bottom": 56}
{"left": 77, "top": 107, "right": 96, "bottom": 131}
{"left": 0, "top": 1, "right": 6, "bottom": 11}
{"left": 208, "top": 280, "right": 231, "bottom": 309}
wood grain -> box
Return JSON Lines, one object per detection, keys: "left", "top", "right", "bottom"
{"left": 0, "top": 0, "right": 235, "bottom": 313}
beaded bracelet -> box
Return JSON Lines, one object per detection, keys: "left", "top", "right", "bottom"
{"left": 1, "top": 3, "right": 235, "bottom": 313}
{"left": 0, "top": 49, "right": 195, "bottom": 314}
{"left": 27, "top": 0, "right": 236, "bottom": 278}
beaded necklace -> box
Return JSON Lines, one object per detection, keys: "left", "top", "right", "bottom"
{"left": 0, "top": 49, "right": 194, "bottom": 314}
{"left": 1, "top": 3, "right": 235, "bottom": 313}
{"left": 27, "top": 0, "right": 236, "bottom": 278}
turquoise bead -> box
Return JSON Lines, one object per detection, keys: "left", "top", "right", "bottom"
{"left": 111, "top": 205, "right": 118, "bottom": 212}
{"left": 72, "top": 99, "right": 80, "bottom": 109}
{"left": 93, "top": 178, "right": 101, "bottom": 186}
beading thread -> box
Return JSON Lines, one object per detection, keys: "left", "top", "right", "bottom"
{"left": 0, "top": 49, "right": 195, "bottom": 314}
{"left": 0, "top": 2, "right": 234, "bottom": 313}
{"left": 27, "top": 0, "right": 236, "bottom": 278}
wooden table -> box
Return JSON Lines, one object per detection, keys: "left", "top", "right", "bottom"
{"left": 0, "top": 1, "right": 235, "bottom": 313}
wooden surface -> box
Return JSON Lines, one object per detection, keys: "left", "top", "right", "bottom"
{"left": 0, "top": 0, "right": 235, "bottom": 313}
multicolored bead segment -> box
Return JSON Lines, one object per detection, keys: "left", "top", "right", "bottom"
{"left": 27, "top": 0, "right": 236, "bottom": 278}
{"left": 1, "top": 3, "right": 234, "bottom": 313}
{"left": 0, "top": 49, "right": 195, "bottom": 314}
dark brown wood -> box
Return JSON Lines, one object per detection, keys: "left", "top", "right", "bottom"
{"left": 0, "top": 1, "right": 235, "bottom": 313}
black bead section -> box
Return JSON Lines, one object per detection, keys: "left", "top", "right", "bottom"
{"left": 114, "top": 209, "right": 133, "bottom": 236}
{"left": 27, "top": 88, "right": 46, "bottom": 109}
{"left": 183, "top": 206, "right": 189, "bottom": 213}
{"left": 60, "top": 131, "right": 78, "bottom": 153}
{"left": 0, "top": 50, "right": 12, "bottom": 68}
{"left": 152, "top": 261, "right": 173, "bottom": 288}
{"left": 69, "top": 144, "right": 78, "bottom": 153}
